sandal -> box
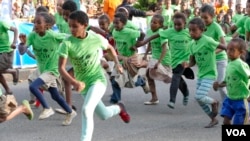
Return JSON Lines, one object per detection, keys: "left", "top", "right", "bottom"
{"left": 204, "top": 119, "right": 219, "bottom": 128}
{"left": 13, "top": 69, "right": 19, "bottom": 85}
{"left": 22, "top": 100, "right": 34, "bottom": 120}
{"left": 144, "top": 100, "right": 159, "bottom": 105}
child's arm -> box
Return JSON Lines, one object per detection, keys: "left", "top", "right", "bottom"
{"left": 215, "top": 37, "right": 226, "bottom": 54}
{"left": 182, "top": 55, "right": 196, "bottom": 68}
{"left": 213, "top": 81, "right": 226, "bottom": 91}
{"left": 136, "top": 33, "right": 160, "bottom": 47}
{"left": 132, "top": 30, "right": 146, "bottom": 51}
{"left": 216, "top": 43, "right": 227, "bottom": 51}
{"left": 88, "top": 25, "right": 107, "bottom": 36}
{"left": 58, "top": 57, "right": 85, "bottom": 92}
{"left": 154, "top": 42, "right": 167, "bottom": 69}
{"left": 106, "top": 44, "right": 123, "bottom": 74}
{"left": 143, "top": 43, "right": 152, "bottom": 60}
{"left": 10, "top": 26, "right": 18, "bottom": 49}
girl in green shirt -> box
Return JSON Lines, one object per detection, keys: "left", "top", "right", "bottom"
{"left": 185, "top": 18, "right": 227, "bottom": 128}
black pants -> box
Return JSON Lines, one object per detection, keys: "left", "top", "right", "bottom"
{"left": 169, "top": 64, "right": 189, "bottom": 103}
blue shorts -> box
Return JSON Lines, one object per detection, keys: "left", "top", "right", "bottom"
{"left": 220, "top": 97, "right": 249, "bottom": 124}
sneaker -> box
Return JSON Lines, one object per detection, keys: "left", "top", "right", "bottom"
{"left": 118, "top": 102, "right": 130, "bottom": 123}
{"left": 141, "top": 75, "right": 150, "bottom": 94}
{"left": 62, "top": 110, "right": 77, "bottom": 126}
{"left": 183, "top": 96, "right": 189, "bottom": 106}
{"left": 38, "top": 107, "right": 55, "bottom": 120}
{"left": 167, "top": 102, "right": 175, "bottom": 109}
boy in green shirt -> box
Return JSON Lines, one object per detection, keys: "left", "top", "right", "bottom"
{"left": 213, "top": 38, "right": 250, "bottom": 125}
{"left": 58, "top": 11, "right": 130, "bottom": 141}
{"left": 0, "top": 21, "right": 19, "bottom": 95}
{"left": 110, "top": 12, "right": 149, "bottom": 103}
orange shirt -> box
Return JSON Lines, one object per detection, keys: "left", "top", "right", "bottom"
{"left": 103, "top": 0, "right": 121, "bottom": 21}
{"left": 215, "top": 4, "right": 229, "bottom": 15}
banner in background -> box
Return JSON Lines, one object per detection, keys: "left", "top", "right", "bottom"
{"left": 0, "top": 0, "right": 12, "bottom": 20}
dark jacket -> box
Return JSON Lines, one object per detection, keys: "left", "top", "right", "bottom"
{"left": 117, "top": 3, "right": 146, "bottom": 20}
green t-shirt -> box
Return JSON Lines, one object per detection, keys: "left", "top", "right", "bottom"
{"left": 204, "top": 21, "right": 227, "bottom": 61}
{"left": 232, "top": 13, "right": 244, "bottom": 24}
{"left": 161, "top": 8, "right": 174, "bottom": 28}
{"left": 0, "top": 21, "right": 12, "bottom": 53}
{"left": 59, "top": 31, "right": 108, "bottom": 94}
{"left": 27, "top": 30, "right": 66, "bottom": 76}
{"left": 225, "top": 58, "right": 250, "bottom": 100}
{"left": 159, "top": 28, "right": 191, "bottom": 68}
{"left": 244, "top": 16, "right": 250, "bottom": 32}
{"left": 190, "top": 35, "right": 219, "bottom": 79}
{"left": 235, "top": 15, "right": 247, "bottom": 36}
{"left": 54, "top": 12, "right": 69, "bottom": 33}
{"left": 225, "top": 36, "right": 232, "bottom": 45}
{"left": 112, "top": 27, "right": 140, "bottom": 57}
{"left": 146, "top": 28, "right": 171, "bottom": 66}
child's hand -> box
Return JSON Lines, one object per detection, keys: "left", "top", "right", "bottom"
{"left": 116, "top": 64, "right": 123, "bottom": 74}
{"left": 182, "top": 62, "right": 189, "bottom": 68}
{"left": 73, "top": 81, "right": 85, "bottom": 93}
{"left": 19, "top": 34, "right": 26, "bottom": 44}
{"left": 154, "top": 61, "right": 160, "bottom": 69}
{"left": 213, "top": 81, "right": 219, "bottom": 91}
{"left": 130, "top": 46, "right": 137, "bottom": 52}
{"left": 11, "top": 43, "right": 16, "bottom": 49}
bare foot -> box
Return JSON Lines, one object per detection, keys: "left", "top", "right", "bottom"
{"left": 204, "top": 118, "right": 219, "bottom": 128}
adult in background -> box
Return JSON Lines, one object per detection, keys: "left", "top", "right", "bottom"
{"left": 103, "top": 0, "right": 121, "bottom": 21}
{"left": 117, "top": 0, "right": 154, "bottom": 20}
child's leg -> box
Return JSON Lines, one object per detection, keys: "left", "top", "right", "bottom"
{"left": 169, "top": 65, "right": 186, "bottom": 106}
{"left": 232, "top": 99, "right": 249, "bottom": 125}
{"left": 0, "top": 74, "right": 12, "bottom": 94}
{"left": 48, "top": 87, "right": 72, "bottom": 113}
{"left": 195, "top": 79, "right": 219, "bottom": 127}
{"left": 216, "top": 60, "right": 227, "bottom": 101}
{"left": 178, "top": 77, "right": 189, "bottom": 105}
{"left": 29, "top": 78, "right": 50, "bottom": 109}
{"left": 144, "top": 69, "right": 159, "bottom": 105}
{"left": 64, "top": 67, "right": 74, "bottom": 107}
{"left": 81, "top": 83, "right": 121, "bottom": 141}
{"left": 5, "top": 100, "right": 33, "bottom": 121}
{"left": 110, "top": 76, "right": 121, "bottom": 104}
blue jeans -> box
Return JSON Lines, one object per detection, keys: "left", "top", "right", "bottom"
{"left": 29, "top": 78, "right": 72, "bottom": 113}
{"left": 110, "top": 75, "right": 145, "bottom": 103}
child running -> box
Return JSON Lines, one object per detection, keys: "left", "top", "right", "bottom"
{"left": 19, "top": 12, "right": 76, "bottom": 125}
{"left": 142, "top": 14, "right": 172, "bottom": 105}
{"left": 183, "top": 18, "right": 226, "bottom": 128}
{"left": 58, "top": 10, "right": 130, "bottom": 141}
{"left": 110, "top": 12, "right": 148, "bottom": 104}
{"left": 138, "top": 12, "right": 191, "bottom": 108}
{"left": 200, "top": 4, "right": 228, "bottom": 101}
{"left": 213, "top": 38, "right": 250, "bottom": 125}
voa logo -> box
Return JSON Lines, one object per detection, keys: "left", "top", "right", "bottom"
{"left": 226, "top": 129, "right": 246, "bottom": 136}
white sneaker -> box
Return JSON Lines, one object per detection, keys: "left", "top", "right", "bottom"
{"left": 39, "top": 107, "right": 55, "bottom": 120}
{"left": 62, "top": 110, "right": 77, "bottom": 126}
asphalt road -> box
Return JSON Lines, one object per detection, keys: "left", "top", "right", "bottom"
{"left": 0, "top": 67, "right": 224, "bottom": 141}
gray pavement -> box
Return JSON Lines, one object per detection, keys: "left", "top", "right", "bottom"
{"left": 0, "top": 67, "right": 223, "bottom": 141}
